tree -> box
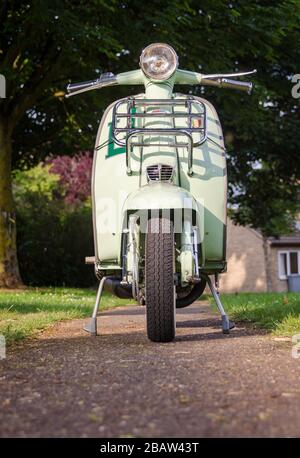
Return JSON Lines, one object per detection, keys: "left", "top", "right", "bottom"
{"left": 47, "top": 152, "right": 93, "bottom": 205}
{"left": 228, "top": 169, "right": 299, "bottom": 291}
{"left": 146, "top": 0, "right": 300, "bottom": 290}
{"left": 1, "top": 0, "right": 300, "bottom": 286}
{"left": 0, "top": 0, "right": 124, "bottom": 286}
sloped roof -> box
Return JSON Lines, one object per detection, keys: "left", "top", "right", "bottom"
{"left": 268, "top": 236, "right": 300, "bottom": 246}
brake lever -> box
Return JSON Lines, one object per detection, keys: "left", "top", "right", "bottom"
{"left": 201, "top": 69, "right": 257, "bottom": 80}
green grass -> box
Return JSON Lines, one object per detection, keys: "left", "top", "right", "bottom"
{"left": 211, "top": 292, "right": 300, "bottom": 337}
{"left": 0, "top": 287, "right": 134, "bottom": 345}
{"left": 2, "top": 289, "right": 299, "bottom": 345}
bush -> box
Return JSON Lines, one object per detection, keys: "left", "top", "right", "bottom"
{"left": 13, "top": 163, "right": 95, "bottom": 287}
{"left": 46, "top": 152, "right": 93, "bottom": 205}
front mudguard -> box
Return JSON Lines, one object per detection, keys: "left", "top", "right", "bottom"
{"left": 122, "top": 182, "right": 203, "bottom": 228}
{"left": 121, "top": 183, "right": 204, "bottom": 280}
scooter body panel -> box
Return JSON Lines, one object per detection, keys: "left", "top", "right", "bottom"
{"left": 92, "top": 94, "right": 226, "bottom": 273}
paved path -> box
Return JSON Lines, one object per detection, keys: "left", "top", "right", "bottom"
{"left": 1, "top": 302, "right": 300, "bottom": 437}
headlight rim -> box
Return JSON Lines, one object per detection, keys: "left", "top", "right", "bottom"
{"left": 139, "top": 43, "right": 179, "bottom": 81}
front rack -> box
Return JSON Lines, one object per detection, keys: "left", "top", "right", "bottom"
{"left": 111, "top": 97, "right": 207, "bottom": 176}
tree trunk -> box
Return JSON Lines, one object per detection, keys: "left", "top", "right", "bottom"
{"left": 0, "top": 120, "right": 22, "bottom": 287}
{"left": 262, "top": 235, "right": 272, "bottom": 292}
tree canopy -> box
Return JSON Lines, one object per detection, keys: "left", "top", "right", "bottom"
{"left": 0, "top": 0, "right": 300, "bottom": 285}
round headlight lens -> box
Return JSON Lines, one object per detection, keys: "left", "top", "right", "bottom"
{"left": 140, "top": 43, "right": 178, "bottom": 80}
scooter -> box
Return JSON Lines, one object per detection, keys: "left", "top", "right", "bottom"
{"left": 66, "top": 43, "right": 256, "bottom": 342}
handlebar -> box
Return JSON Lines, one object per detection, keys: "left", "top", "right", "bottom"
{"left": 201, "top": 77, "right": 253, "bottom": 94}
{"left": 66, "top": 68, "right": 256, "bottom": 98}
{"left": 67, "top": 79, "right": 100, "bottom": 93}
{"left": 66, "top": 72, "right": 117, "bottom": 96}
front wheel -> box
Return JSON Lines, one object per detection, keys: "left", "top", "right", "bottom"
{"left": 145, "top": 217, "right": 175, "bottom": 342}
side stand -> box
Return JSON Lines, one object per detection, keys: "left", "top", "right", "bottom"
{"left": 205, "top": 275, "right": 235, "bottom": 334}
{"left": 83, "top": 276, "right": 106, "bottom": 336}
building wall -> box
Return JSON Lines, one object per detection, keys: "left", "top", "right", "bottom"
{"left": 269, "top": 247, "right": 288, "bottom": 292}
{"left": 219, "top": 219, "right": 267, "bottom": 293}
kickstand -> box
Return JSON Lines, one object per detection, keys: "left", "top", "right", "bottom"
{"left": 205, "top": 275, "right": 235, "bottom": 334}
{"left": 83, "top": 276, "right": 106, "bottom": 336}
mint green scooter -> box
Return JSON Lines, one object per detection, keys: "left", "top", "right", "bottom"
{"left": 66, "top": 43, "right": 255, "bottom": 342}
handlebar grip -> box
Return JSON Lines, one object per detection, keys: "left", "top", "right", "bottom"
{"left": 67, "top": 79, "right": 99, "bottom": 94}
{"left": 220, "top": 78, "right": 253, "bottom": 94}
{"left": 66, "top": 73, "right": 116, "bottom": 96}
{"left": 201, "top": 77, "right": 253, "bottom": 94}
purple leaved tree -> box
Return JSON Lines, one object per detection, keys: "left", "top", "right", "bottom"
{"left": 47, "top": 152, "right": 93, "bottom": 205}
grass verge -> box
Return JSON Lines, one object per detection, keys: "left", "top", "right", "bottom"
{"left": 211, "top": 292, "right": 300, "bottom": 337}
{"left": 0, "top": 287, "right": 135, "bottom": 345}
{"left": 2, "top": 289, "right": 299, "bottom": 345}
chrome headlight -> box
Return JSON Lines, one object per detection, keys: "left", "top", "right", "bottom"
{"left": 139, "top": 43, "right": 178, "bottom": 80}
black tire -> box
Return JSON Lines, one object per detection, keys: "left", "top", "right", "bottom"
{"left": 176, "top": 279, "right": 206, "bottom": 308}
{"left": 145, "top": 217, "right": 175, "bottom": 342}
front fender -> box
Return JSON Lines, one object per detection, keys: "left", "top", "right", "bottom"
{"left": 122, "top": 183, "right": 205, "bottom": 274}
{"left": 122, "top": 183, "right": 204, "bottom": 243}
{"left": 122, "top": 182, "right": 200, "bottom": 212}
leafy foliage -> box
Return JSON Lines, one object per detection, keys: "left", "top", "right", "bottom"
{"left": 1, "top": 0, "right": 300, "bottom": 245}
{"left": 13, "top": 164, "right": 60, "bottom": 201}
{"left": 13, "top": 163, "right": 94, "bottom": 286}
{"left": 228, "top": 169, "right": 299, "bottom": 237}
{"left": 46, "top": 152, "right": 92, "bottom": 205}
